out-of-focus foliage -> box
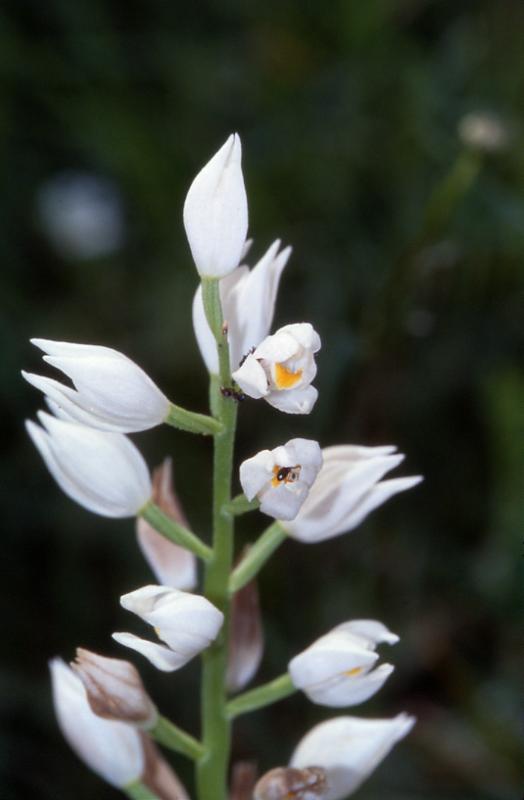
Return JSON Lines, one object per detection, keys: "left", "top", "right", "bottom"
{"left": 1, "top": 1, "right": 523, "bottom": 798}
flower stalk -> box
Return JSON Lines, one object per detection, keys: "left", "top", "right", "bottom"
{"left": 226, "top": 673, "right": 296, "bottom": 720}
{"left": 150, "top": 715, "right": 205, "bottom": 761}
{"left": 139, "top": 502, "right": 212, "bottom": 562}
{"left": 165, "top": 403, "right": 223, "bottom": 436}
{"left": 124, "top": 781, "right": 161, "bottom": 800}
{"left": 229, "top": 522, "right": 287, "bottom": 594}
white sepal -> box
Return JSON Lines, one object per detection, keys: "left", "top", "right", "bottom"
{"left": 23, "top": 339, "right": 170, "bottom": 433}
{"left": 239, "top": 438, "right": 322, "bottom": 521}
{"left": 114, "top": 585, "right": 224, "bottom": 671}
{"left": 26, "top": 412, "right": 151, "bottom": 518}
{"left": 288, "top": 619, "right": 398, "bottom": 707}
{"left": 50, "top": 658, "right": 144, "bottom": 788}
{"left": 283, "top": 445, "right": 422, "bottom": 542}
{"left": 192, "top": 239, "right": 291, "bottom": 374}
{"left": 232, "top": 323, "right": 320, "bottom": 415}
{"left": 183, "top": 133, "right": 248, "bottom": 278}
{"left": 290, "top": 713, "right": 416, "bottom": 800}
{"left": 111, "top": 633, "right": 191, "bottom": 673}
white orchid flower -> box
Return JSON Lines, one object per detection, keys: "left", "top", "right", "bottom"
{"left": 113, "top": 585, "right": 224, "bottom": 672}
{"left": 283, "top": 445, "right": 422, "bottom": 542}
{"left": 290, "top": 713, "right": 416, "bottom": 800}
{"left": 26, "top": 412, "right": 151, "bottom": 518}
{"left": 22, "top": 339, "right": 170, "bottom": 433}
{"left": 288, "top": 619, "right": 398, "bottom": 707}
{"left": 232, "top": 323, "right": 320, "bottom": 414}
{"left": 193, "top": 239, "right": 291, "bottom": 374}
{"left": 239, "top": 438, "right": 322, "bottom": 521}
{"left": 50, "top": 658, "right": 144, "bottom": 788}
{"left": 183, "top": 133, "right": 248, "bottom": 278}
{"left": 71, "top": 649, "right": 157, "bottom": 728}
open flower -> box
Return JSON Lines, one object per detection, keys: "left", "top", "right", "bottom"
{"left": 232, "top": 323, "right": 320, "bottom": 414}
{"left": 290, "top": 713, "right": 415, "bottom": 800}
{"left": 288, "top": 620, "right": 398, "bottom": 707}
{"left": 183, "top": 133, "right": 248, "bottom": 278}
{"left": 71, "top": 648, "right": 157, "bottom": 728}
{"left": 113, "top": 585, "right": 224, "bottom": 672}
{"left": 239, "top": 438, "right": 322, "bottom": 521}
{"left": 50, "top": 658, "right": 144, "bottom": 788}
{"left": 23, "top": 339, "right": 170, "bottom": 433}
{"left": 283, "top": 445, "right": 422, "bottom": 542}
{"left": 26, "top": 412, "right": 151, "bottom": 517}
{"left": 193, "top": 239, "right": 291, "bottom": 374}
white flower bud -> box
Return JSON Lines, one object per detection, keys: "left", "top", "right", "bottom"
{"left": 136, "top": 458, "right": 197, "bottom": 590}
{"left": 288, "top": 620, "right": 398, "bottom": 707}
{"left": 71, "top": 648, "right": 157, "bottom": 728}
{"left": 26, "top": 412, "right": 151, "bottom": 518}
{"left": 290, "top": 713, "right": 416, "bottom": 800}
{"left": 113, "top": 585, "right": 224, "bottom": 672}
{"left": 183, "top": 133, "right": 248, "bottom": 278}
{"left": 239, "top": 438, "right": 323, "bottom": 521}
{"left": 193, "top": 239, "right": 291, "bottom": 374}
{"left": 283, "top": 445, "right": 422, "bottom": 542}
{"left": 23, "top": 339, "right": 170, "bottom": 433}
{"left": 50, "top": 658, "right": 144, "bottom": 788}
{"left": 232, "top": 323, "right": 320, "bottom": 414}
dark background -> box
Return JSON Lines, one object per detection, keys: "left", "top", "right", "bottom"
{"left": 2, "top": 1, "right": 523, "bottom": 798}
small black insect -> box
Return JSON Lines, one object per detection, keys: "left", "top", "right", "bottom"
{"left": 220, "top": 386, "right": 246, "bottom": 402}
{"left": 276, "top": 465, "right": 301, "bottom": 483}
{"left": 238, "top": 346, "right": 256, "bottom": 368}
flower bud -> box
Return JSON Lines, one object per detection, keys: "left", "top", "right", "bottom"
{"left": 141, "top": 735, "right": 190, "bottom": 800}
{"left": 50, "top": 658, "right": 144, "bottom": 788}
{"left": 183, "top": 133, "right": 248, "bottom": 278}
{"left": 226, "top": 554, "right": 264, "bottom": 692}
{"left": 113, "top": 585, "right": 224, "bottom": 672}
{"left": 283, "top": 445, "right": 422, "bottom": 542}
{"left": 240, "top": 438, "right": 323, "bottom": 521}
{"left": 193, "top": 239, "right": 291, "bottom": 374}
{"left": 71, "top": 648, "right": 157, "bottom": 728}
{"left": 136, "top": 458, "right": 197, "bottom": 590}
{"left": 290, "top": 714, "right": 415, "bottom": 800}
{"left": 288, "top": 620, "right": 398, "bottom": 707}
{"left": 23, "top": 339, "right": 170, "bottom": 433}
{"left": 232, "top": 323, "right": 320, "bottom": 414}
{"left": 26, "top": 412, "right": 151, "bottom": 518}
{"left": 254, "top": 767, "right": 328, "bottom": 800}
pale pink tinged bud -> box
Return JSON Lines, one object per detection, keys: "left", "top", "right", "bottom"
{"left": 72, "top": 648, "right": 157, "bottom": 728}
{"left": 253, "top": 766, "right": 328, "bottom": 800}
{"left": 141, "top": 735, "right": 191, "bottom": 800}
{"left": 226, "top": 552, "right": 264, "bottom": 692}
{"left": 136, "top": 458, "right": 197, "bottom": 590}
{"left": 230, "top": 761, "right": 258, "bottom": 800}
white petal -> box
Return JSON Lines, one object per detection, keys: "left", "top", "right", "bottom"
{"left": 239, "top": 449, "right": 275, "bottom": 500}
{"left": 254, "top": 330, "right": 300, "bottom": 363}
{"left": 276, "top": 322, "right": 321, "bottom": 353}
{"left": 265, "top": 385, "right": 318, "bottom": 415}
{"left": 290, "top": 713, "right": 415, "bottom": 800}
{"left": 289, "top": 633, "right": 378, "bottom": 690}
{"left": 258, "top": 481, "right": 309, "bottom": 521}
{"left": 27, "top": 414, "right": 151, "bottom": 517}
{"left": 112, "top": 633, "right": 189, "bottom": 672}
{"left": 50, "top": 658, "right": 144, "bottom": 787}
{"left": 183, "top": 134, "right": 248, "bottom": 277}
{"left": 330, "top": 475, "right": 423, "bottom": 537}
{"left": 334, "top": 620, "right": 399, "bottom": 647}
{"left": 232, "top": 355, "right": 269, "bottom": 399}
{"left": 192, "top": 284, "right": 220, "bottom": 374}
{"left": 304, "top": 663, "right": 395, "bottom": 708}
{"left": 137, "top": 521, "right": 197, "bottom": 591}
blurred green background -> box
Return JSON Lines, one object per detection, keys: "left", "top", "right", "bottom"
{"left": 2, "top": 1, "right": 523, "bottom": 798}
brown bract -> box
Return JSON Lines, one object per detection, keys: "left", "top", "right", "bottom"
{"left": 253, "top": 766, "right": 328, "bottom": 800}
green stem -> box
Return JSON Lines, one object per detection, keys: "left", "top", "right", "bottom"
{"left": 223, "top": 493, "right": 260, "bottom": 516}
{"left": 139, "top": 502, "right": 212, "bottom": 562}
{"left": 166, "top": 403, "right": 223, "bottom": 436}
{"left": 150, "top": 715, "right": 205, "bottom": 761}
{"left": 229, "top": 522, "right": 287, "bottom": 594}
{"left": 197, "top": 278, "right": 238, "bottom": 800}
{"left": 124, "top": 781, "right": 160, "bottom": 800}
{"left": 226, "top": 673, "right": 296, "bottom": 720}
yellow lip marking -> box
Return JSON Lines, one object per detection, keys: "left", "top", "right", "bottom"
{"left": 344, "top": 667, "right": 363, "bottom": 677}
{"left": 274, "top": 362, "right": 303, "bottom": 389}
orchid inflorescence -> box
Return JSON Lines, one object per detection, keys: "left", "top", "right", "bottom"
{"left": 24, "top": 134, "right": 422, "bottom": 800}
